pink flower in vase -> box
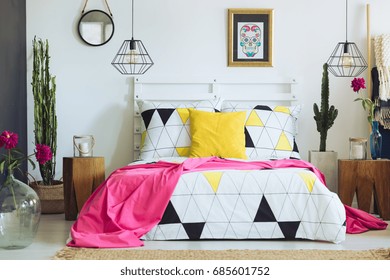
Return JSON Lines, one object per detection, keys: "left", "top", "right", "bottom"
{"left": 1, "top": 130, "right": 53, "bottom": 176}
{"left": 351, "top": 77, "right": 366, "bottom": 93}
{"left": 351, "top": 77, "right": 376, "bottom": 124}
{"left": 0, "top": 130, "right": 19, "bottom": 149}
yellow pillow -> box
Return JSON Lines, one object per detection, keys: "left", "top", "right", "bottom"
{"left": 189, "top": 109, "right": 247, "bottom": 159}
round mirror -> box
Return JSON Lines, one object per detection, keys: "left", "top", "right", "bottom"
{"left": 78, "top": 10, "right": 114, "bottom": 46}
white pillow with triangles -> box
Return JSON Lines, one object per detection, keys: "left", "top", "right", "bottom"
{"left": 221, "top": 102, "right": 301, "bottom": 160}
{"left": 137, "top": 99, "right": 220, "bottom": 160}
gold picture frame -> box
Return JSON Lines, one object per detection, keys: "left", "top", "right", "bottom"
{"left": 228, "top": 8, "right": 274, "bottom": 67}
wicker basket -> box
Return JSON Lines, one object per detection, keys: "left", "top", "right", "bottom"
{"left": 30, "top": 180, "right": 64, "bottom": 214}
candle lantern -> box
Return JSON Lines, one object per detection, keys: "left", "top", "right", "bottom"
{"left": 73, "top": 135, "right": 95, "bottom": 157}
{"left": 349, "top": 137, "right": 367, "bottom": 160}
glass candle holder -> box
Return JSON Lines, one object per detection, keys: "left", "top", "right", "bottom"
{"left": 349, "top": 137, "right": 367, "bottom": 160}
{"left": 73, "top": 135, "right": 95, "bottom": 157}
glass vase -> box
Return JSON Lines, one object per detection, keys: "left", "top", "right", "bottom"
{"left": 370, "top": 121, "right": 382, "bottom": 160}
{"left": 0, "top": 174, "right": 41, "bottom": 249}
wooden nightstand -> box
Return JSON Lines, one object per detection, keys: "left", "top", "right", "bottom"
{"left": 338, "top": 159, "right": 390, "bottom": 220}
{"left": 63, "top": 157, "right": 105, "bottom": 220}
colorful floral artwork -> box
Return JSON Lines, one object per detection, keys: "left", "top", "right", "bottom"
{"left": 239, "top": 23, "right": 262, "bottom": 58}
{"left": 228, "top": 8, "right": 273, "bottom": 67}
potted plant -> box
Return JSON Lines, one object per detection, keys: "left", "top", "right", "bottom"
{"left": 309, "top": 63, "right": 339, "bottom": 193}
{"left": 29, "top": 36, "right": 64, "bottom": 214}
{"left": 351, "top": 77, "right": 382, "bottom": 159}
{"left": 0, "top": 130, "right": 52, "bottom": 248}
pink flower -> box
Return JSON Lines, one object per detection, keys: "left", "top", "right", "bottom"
{"left": 0, "top": 130, "right": 18, "bottom": 149}
{"left": 351, "top": 77, "right": 366, "bottom": 93}
{"left": 35, "top": 144, "right": 53, "bottom": 165}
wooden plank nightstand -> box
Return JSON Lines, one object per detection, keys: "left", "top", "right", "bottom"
{"left": 338, "top": 159, "right": 390, "bottom": 220}
{"left": 63, "top": 157, "right": 105, "bottom": 220}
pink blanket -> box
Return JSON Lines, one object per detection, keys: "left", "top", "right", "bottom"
{"left": 67, "top": 157, "right": 387, "bottom": 248}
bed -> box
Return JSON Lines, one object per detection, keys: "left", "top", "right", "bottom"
{"left": 139, "top": 157, "right": 346, "bottom": 243}
{"left": 67, "top": 77, "right": 385, "bottom": 249}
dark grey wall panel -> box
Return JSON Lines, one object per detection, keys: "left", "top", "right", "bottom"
{"left": 0, "top": 0, "right": 27, "bottom": 182}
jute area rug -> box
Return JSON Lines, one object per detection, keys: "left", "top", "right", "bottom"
{"left": 53, "top": 247, "right": 390, "bottom": 260}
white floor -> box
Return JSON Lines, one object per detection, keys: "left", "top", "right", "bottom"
{"left": 0, "top": 214, "right": 389, "bottom": 260}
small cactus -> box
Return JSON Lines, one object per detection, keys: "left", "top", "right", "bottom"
{"left": 313, "top": 63, "right": 338, "bottom": 152}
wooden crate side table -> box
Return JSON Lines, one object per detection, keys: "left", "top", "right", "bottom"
{"left": 63, "top": 157, "right": 105, "bottom": 220}
{"left": 338, "top": 159, "right": 390, "bottom": 220}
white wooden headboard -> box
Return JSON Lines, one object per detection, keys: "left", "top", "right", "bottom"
{"left": 133, "top": 77, "right": 297, "bottom": 160}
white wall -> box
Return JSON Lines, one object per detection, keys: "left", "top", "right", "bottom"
{"left": 26, "top": 0, "right": 389, "bottom": 179}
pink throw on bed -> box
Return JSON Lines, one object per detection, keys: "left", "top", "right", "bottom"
{"left": 67, "top": 157, "right": 387, "bottom": 248}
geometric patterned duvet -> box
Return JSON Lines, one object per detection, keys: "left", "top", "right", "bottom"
{"left": 142, "top": 164, "right": 346, "bottom": 243}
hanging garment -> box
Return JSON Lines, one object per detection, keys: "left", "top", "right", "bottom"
{"left": 373, "top": 34, "right": 390, "bottom": 101}
{"left": 372, "top": 67, "right": 390, "bottom": 129}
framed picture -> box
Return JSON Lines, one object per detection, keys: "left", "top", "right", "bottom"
{"left": 228, "top": 8, "right": 274, "bottom": 67}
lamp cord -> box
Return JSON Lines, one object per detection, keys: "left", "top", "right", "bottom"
{"left": 131, "top": 0, "right": 134, "bottom": 40}
{"left": 345, "top": 0, "right": 348, "bottom": 42}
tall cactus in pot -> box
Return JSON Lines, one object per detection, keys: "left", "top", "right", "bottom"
{"left": 31, "top": 36, "right": 57, "bottom": 185}
{"left": 313, "top": 63, "right": 338, "bottom": 152}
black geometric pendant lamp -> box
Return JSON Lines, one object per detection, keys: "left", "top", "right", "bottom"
{"left": 326, "top": 0, "right": 367, "bottom": 77}
{"left": 112, "top": 0, "right": 154, "bottom": 74}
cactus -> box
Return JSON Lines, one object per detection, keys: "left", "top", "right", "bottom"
{"left": 32, "top": 37, "right": 57, "bottom": 185}
{"left": 313, "top": 63, "right": 338, "bottom": 152}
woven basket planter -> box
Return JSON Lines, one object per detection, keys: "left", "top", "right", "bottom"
{"left": 30, "top": 180, "right": 64, "bottom": 214}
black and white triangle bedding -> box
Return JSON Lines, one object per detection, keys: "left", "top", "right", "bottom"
{"left": 140, "top": 158, "right": 346, "bottom": 243}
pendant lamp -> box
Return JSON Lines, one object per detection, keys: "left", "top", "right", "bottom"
{"left": 326, "top": 0, "right": 367, "bottom": 77}
{"left": 112, "top": 0, "right": 154, "bottom": 75}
